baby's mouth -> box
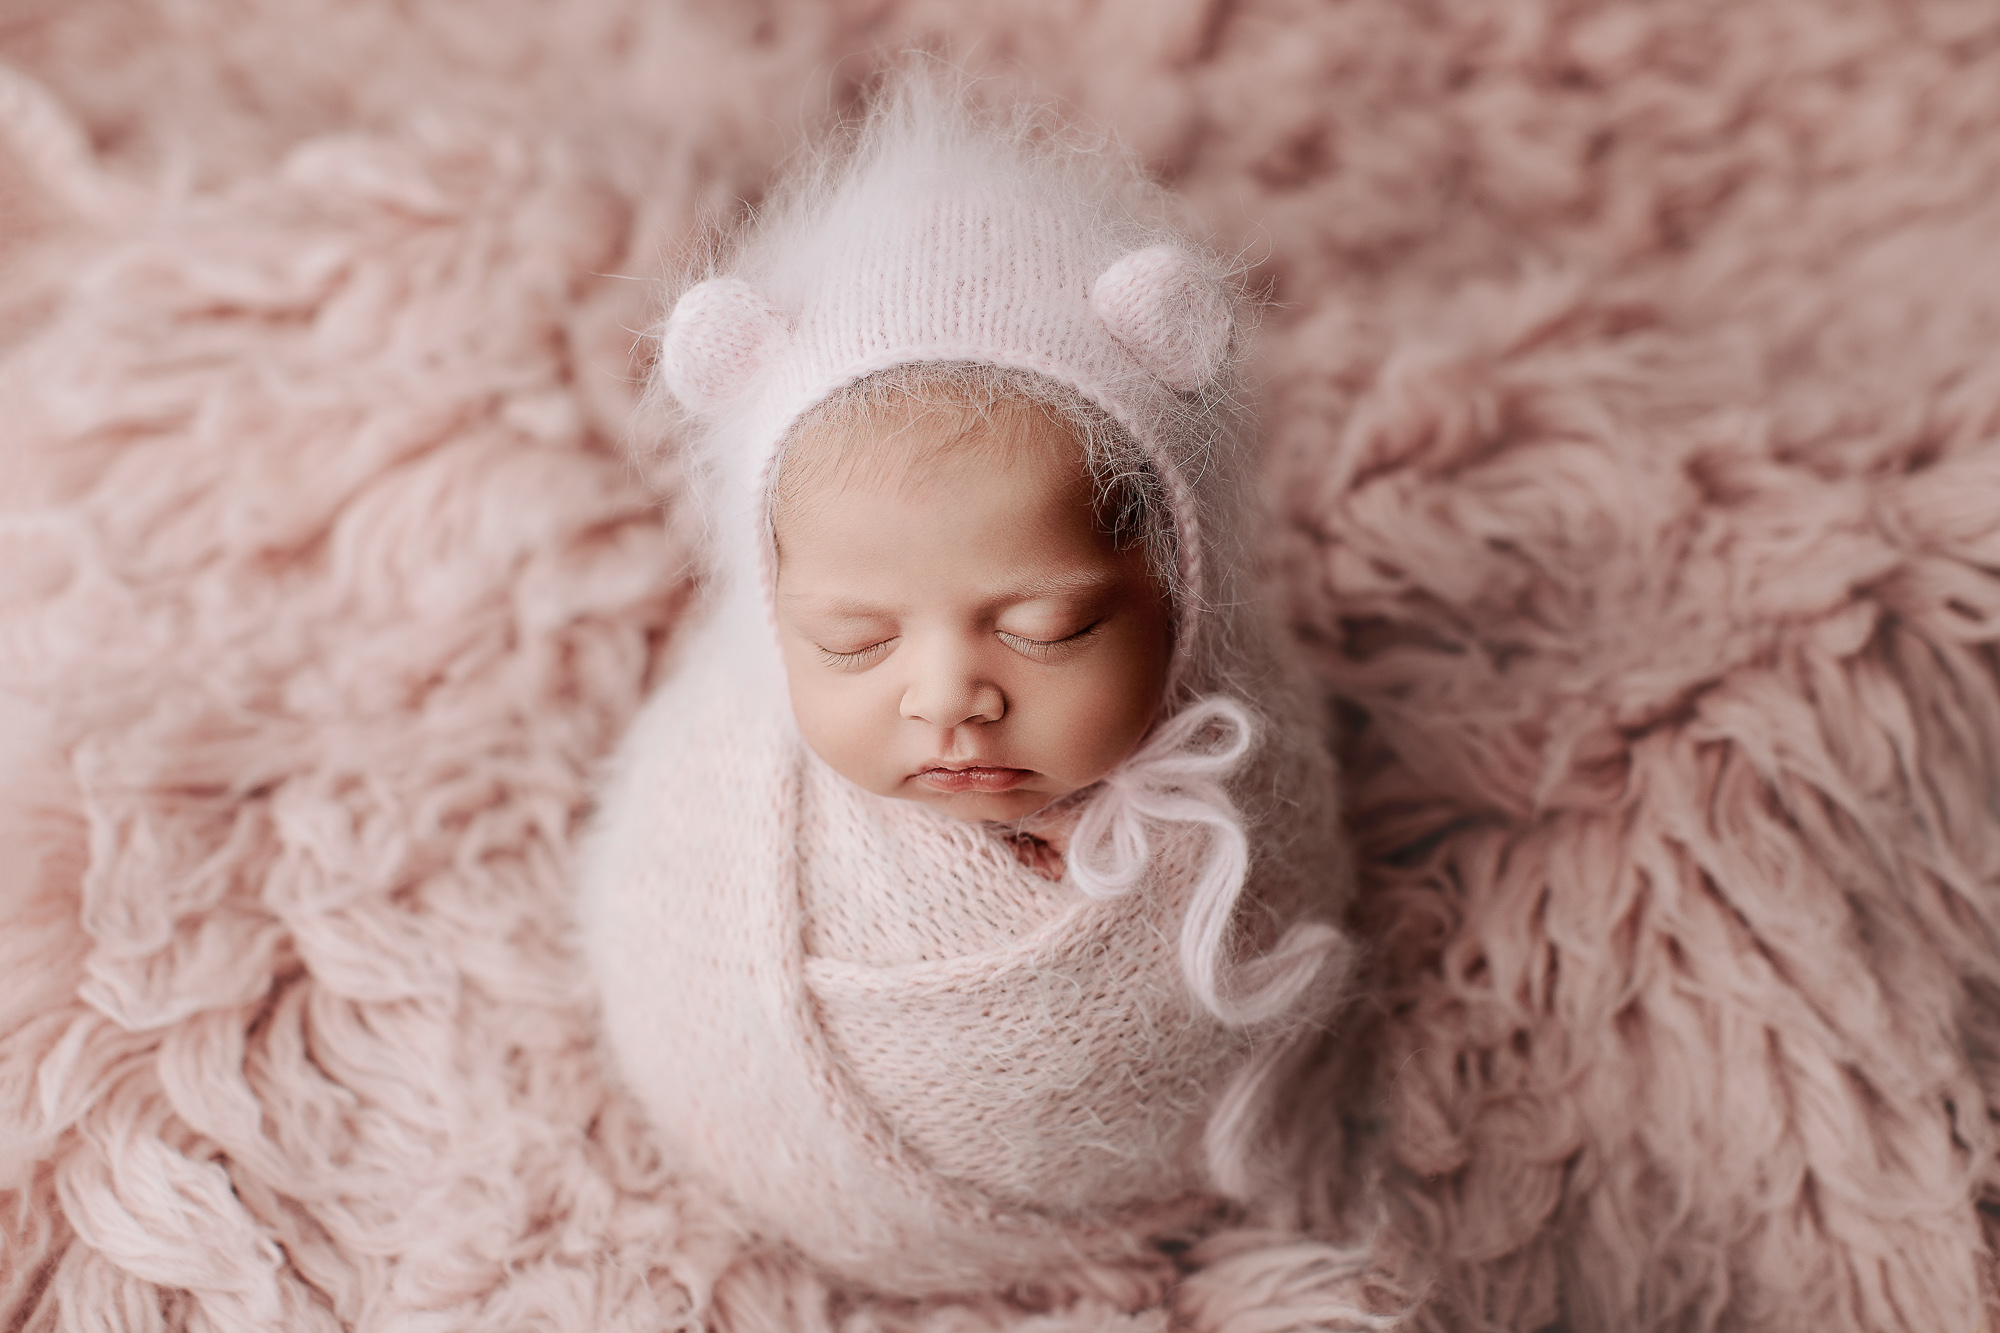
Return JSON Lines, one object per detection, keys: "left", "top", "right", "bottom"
{"left": 916, "top": 764, "right": 1032, "bottom": 794}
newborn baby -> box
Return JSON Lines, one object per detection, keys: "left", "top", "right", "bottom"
{"left": 580, "top": 73, "right": 1355, "bottom": 1296}
{"left": 773, "top": 370, "right": 1170, "bottom": 878}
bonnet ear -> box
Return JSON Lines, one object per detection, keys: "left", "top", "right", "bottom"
{"left": 1090, "top": 245, "right": 1234, "bottom": 392}
{"left": 656, "top": 277, "right": 790, "bottom": 415}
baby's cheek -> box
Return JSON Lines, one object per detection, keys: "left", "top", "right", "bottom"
{"left": 1097, "top": 652, "right": 1168, "bottom": 765}
{"left": 790, "top": 674, "right": 896, "bottom": 796}
{"left": 1038, "top": 661, "right": 1159, "bottom": 787}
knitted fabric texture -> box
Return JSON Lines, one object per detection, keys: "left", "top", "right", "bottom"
{"left": 579, "top": 81, "right": 1354, "bottom": 1294}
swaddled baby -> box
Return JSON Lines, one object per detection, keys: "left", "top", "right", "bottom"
{"left": 580, "top": 73, "right": 1355, "bottom": 1296}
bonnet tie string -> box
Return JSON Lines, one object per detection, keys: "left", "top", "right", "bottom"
{"left": 1067, "top": 695, "right": 1345, "bottom": 1026}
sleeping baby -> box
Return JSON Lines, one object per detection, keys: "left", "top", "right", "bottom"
{"left": 579, "top": 72, "right": 1356, "bottom": 1297}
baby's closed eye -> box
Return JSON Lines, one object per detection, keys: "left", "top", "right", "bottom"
{"left": 997, "top": 619, "right": 1103, "bottom": 659}
{"left": 814, "top": 636, "right": 899, "bottom": 668}
{"left": 989, "top": 584, "right": 1117, "bottom": 651}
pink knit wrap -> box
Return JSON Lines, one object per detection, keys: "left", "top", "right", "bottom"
{"left": 582, "top": 594, "right": 1347, "bottom": 1292}
{"left": 578, "top": 74, "right": 1355, "bottom": 1294}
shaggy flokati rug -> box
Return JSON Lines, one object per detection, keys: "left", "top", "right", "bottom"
{"left": 6, "top": 1, "right": 2000, "bottom": 1329}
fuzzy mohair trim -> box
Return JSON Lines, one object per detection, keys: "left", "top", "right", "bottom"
{"left": 5, "top": 1, "right": 2000, "bottom": 1331}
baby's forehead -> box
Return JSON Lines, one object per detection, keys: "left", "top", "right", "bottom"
{"left": 776, "top": 386, "right": 1087, "bottom": 510}
{"left": 766, "top": 363, "right": 1173, "bottom": 595}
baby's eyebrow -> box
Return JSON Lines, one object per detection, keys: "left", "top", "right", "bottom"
{"left": 777, "top": 572, "right": 1117, "bottom": 617}
{"left": 777, "top": 592, "right": 896, "bottom": 617}
{"left": 982, "top": 570, "right": 1121, "bottom": 608}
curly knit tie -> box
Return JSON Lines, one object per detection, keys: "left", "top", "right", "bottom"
{"left": 1068, "top": 695, "right": 1345, "bottom": 1026}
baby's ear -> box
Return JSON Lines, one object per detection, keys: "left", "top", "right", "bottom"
{"left": 656, "top": 277, "right": 790, "bottom": 415}
{"left": 1090, "top": 245, "right": 1234, "bottom": 392}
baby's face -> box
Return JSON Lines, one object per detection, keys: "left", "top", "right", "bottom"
{"left": 772, "top": 399, "right": 1172, "bottom": 823}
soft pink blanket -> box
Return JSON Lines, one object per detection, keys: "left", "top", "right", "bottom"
{"left": 5, "top": 2, "right": 2000, "bottom": 1330}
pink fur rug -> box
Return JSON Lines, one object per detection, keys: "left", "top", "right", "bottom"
{"left": 6, "top": 1, "right": 2000, "bottom": 1329}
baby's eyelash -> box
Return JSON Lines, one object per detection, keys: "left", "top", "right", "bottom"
{"left": 1000, "top": 620, "right": 1104, "bottom": 659}
{"left": 815, "top": 638, "right": 897, "bottom": 668}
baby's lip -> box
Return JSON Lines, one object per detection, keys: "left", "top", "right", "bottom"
{"left": 915, "top": 762, "right": 1032, "bottom": 794}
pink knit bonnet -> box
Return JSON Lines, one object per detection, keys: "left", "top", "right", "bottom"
{"left": 656, "top": 73, "right": 1239, "bottom": 683}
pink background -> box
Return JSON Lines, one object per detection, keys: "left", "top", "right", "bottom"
{"left": 5, "top": 2, "right": 2000, "bottom": 1329}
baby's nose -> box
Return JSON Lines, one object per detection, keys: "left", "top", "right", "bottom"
{"left": 899, "top": 640, "right": 1004, "bottom": 727}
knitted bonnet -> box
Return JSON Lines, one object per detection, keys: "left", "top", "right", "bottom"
{"left": 663, "top": 73, "right": 1234, "bottom": 670}
{"left": 580, "top": 71, "right": 1354, "bottom": 1296}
